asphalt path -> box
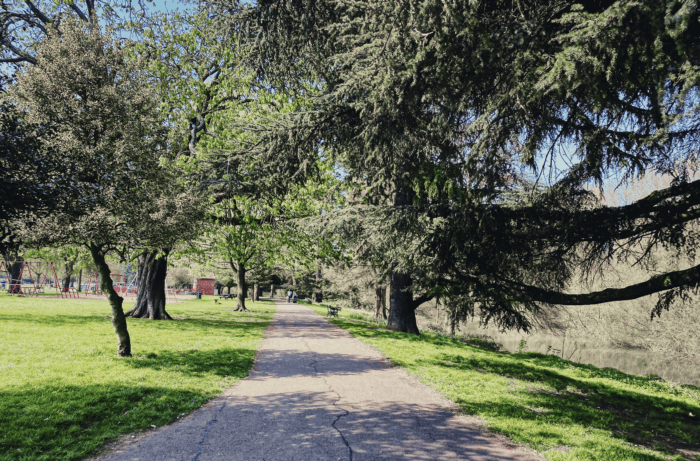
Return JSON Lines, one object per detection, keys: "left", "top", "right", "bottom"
{"left": 97, "top": 302, "right": 542, "bottom": 461}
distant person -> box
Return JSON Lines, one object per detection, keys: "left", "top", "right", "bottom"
{"left": 287, "top": 289, "right": 292, "bottom": 303}
{"left": 292, "top": 291, "right": 298, "bottom": 303}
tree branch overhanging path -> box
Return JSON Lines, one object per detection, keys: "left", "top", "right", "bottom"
{"left": 213, "top": 0, "right": 700, "bottom": 334}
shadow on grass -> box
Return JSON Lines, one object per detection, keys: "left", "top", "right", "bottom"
{"left": 127, "top": 316, "right": 272, "bottom": 333}
{"left": 0, "top": 383, "right": 211, "bottom": 461}
{"left": 123, "top": 347, "right": 258, "bottom": 378}
{"left": 0, "top": 313, "right": 272, "bottom": 334}
{"left": 0, "top": 313, "right": 115, "bottom": 327}
{"left": 331, "top": 319, "right": 700, "bottom": 459}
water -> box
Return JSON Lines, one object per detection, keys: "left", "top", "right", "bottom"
{"left": 460, "top": 327, "right": 700, "bottom": 387}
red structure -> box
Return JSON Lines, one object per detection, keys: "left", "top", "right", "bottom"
{"left": 194, "top": 278, "right": 216, "bottom": 296}
{"left": 110, "top": 274, "right": 130, "bottom": 295}
{"left": 1, "top": 261, "right": 78, "bottom": 298}
{"left": 85, "top": 272, "right": 100, "bottom": 295}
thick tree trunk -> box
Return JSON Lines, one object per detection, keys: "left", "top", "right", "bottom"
{"left": 386, "top": 271, "right": 419, "bottom": 334}
{"left": 270, "top": 284, "right": 275, "bottom": 299}
{"left": 8, "top": 257, "right": 23, "bottom": 294}
{"left": 374, "top": 286, "right": 387, "bottom": 319}
{"left": 125, "top": 249, "right": 172, "bottom": 320}
{"left": 77, "top": 268, "right": 83, "bottom": 292}
{"left": 386, "top": 187, "right": 420, "bottom": 334}
{"left": 89, "top": 244, "right": 131, "bottom": 357}
{"left": 252, "top": 283, "right": 259, "bottom": 302}
{"left": 232, "top": 259, "right": 250, "bottom": 312}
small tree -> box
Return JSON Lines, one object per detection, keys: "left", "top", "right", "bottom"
{"left": 7, "top": 18, "right": 168, "bottom": 356}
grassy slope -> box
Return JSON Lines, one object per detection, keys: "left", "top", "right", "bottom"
{"left": 311, "top": 306, "right": 700, "bottom": 461}
{"left": 0, "top": 294, "right": 274, "bottom": 461}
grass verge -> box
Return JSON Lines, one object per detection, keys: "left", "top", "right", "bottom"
{"left": 0, "top": 293, "right": 274, "bottom": 461}
{"left": 309, "top": 305, "right": 700, "bottom": 460}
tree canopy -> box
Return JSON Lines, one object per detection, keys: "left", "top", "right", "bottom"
{"left": 214, "top": 0, "right": 700, "bottom": 333}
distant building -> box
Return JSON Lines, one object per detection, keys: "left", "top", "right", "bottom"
{"left": 194, "top": 278, "right": 216, "bottom": 296}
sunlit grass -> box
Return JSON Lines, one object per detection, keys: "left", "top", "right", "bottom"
{"left": 309, "top": 306, "right": 700, "bottom": 460}
{"left": 0, "top": 293, "right": 274, "bottom": 461}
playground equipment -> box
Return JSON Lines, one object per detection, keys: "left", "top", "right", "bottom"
{"left": 1, "top": 261, "right": 79, "bottom": 298}
{"left": 84, "top": 272, "right": 100, "bottom": 295}
{"left": 81, "top": 273, "right": 140, "bottom": 297}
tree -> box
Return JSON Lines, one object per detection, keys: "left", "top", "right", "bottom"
{"left": 119, "top": 4, "right": 250, "bottom": 317}
{"left": 220, "top": 0, "right": 700, "bottom": 334}
{"left": 1, "top": 0, "right": 142, "bottom": 69}
{"left": 124, "top": 191, "right": 203, "bottom": 320}
{"left": 25, "top": 245, "right": 92, "bottom": 291}
{"left": 206, "top": 197, "right": 279, "bottom": 311}
{"left": 7, "top": 17, "right": 169, "bottom": 356}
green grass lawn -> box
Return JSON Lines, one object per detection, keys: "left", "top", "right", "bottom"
{"left": 0, "top": 293, "right": 274, "bottom": 461}
{"left": 310, "top": 305, "right": 700, "bottom": 460}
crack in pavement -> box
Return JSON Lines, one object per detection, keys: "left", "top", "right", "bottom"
{"left": 303, "top": 338, "right": 353, "bottom": 461}
{"left": 189, "top": 399, "right": 228, "bottom": 461}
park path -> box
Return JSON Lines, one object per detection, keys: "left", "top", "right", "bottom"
{"left": 98, "top": 302, "right": 541, "bottom": 461}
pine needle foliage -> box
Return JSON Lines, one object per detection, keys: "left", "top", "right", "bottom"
{"left": 215, "top": 0, "right": 700, "bottom": 331}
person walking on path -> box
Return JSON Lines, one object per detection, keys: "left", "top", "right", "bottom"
{"left": 286, "top": 289, "right": 292, "bottom": 303}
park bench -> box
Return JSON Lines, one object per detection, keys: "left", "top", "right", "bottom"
{"left": 219, "top": 294, "right": 236, "bottom": 300}
{"left": 326, "top": 305, "right": 341, "bottom": 318}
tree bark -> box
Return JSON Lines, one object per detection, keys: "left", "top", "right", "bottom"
{"left": 89, "top": 244, "right": 131, "bottom": 357}
{"left": 231, "top": 258, "right": 250, "bottom": 312}
{"left": 374, "top": 286, "right": 387, "bottom": 319}
{"left": 253, "top": 283, "right": 259, "bottom": 302}
{"left": 386, "top": 187, "right": 420, "bottom": 334}
{"left": 270, "top": 284, "right": 275, "bottom": 299}
{"left": 314, "top": 264, "right": 323, "bottom": 303}
{"left": 61, "top": 256, "right": 76, "bottom": 292}
{"left": 7, "top": 257, "right": 23, "bottom": 294}
{"left": 386, "top": 270, "right": 420, "bottom": 334}
{"left": 77, "top": 268, "right": 83, "bottom": 292}
{"left": 125, "top": 249, "right": 172, "bottom": 320}
{"left": 250, "top": 283, "right": 256, "bottom": 302}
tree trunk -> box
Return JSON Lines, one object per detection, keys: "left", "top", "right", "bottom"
{"left": 386, "top": 271, "right": 419, "bottom": 334}
{"left": 374, "top": 286, "right": 387, "bottom": 319}
{"left": 8, "top": 257, "right": 23, "bottom": 294}
{"left": 232, "top": 259, "right": 249, "bottom": 312}
{"left": 62, "top": 257, "right": 76, "bottom": 292}
{"left": 314, "top": 264, "right": 323, "bottom": 303}
{"left": 253, "top": 283, "right": 259, "bottom": 302}
{"left": 89, "top": 244, "right": 131, "bottom": 357}
{"left": 125, "top": 249, "right": 172, "bottom": 320}
{"left": 386, "top": 187, "right": 419, "bottom": 334}
{"left": 77, "top": 268, "right": 83, "bottom": 292}
{"left": 270, "top": 284, "right": 275, "bottom": 299}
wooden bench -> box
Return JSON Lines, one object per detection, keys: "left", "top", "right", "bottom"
{"left": 219, "top": 294, "right": 236, "bottom": 300}
{"left": 326, "top": 306, "right": 341, "bottom": 318}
